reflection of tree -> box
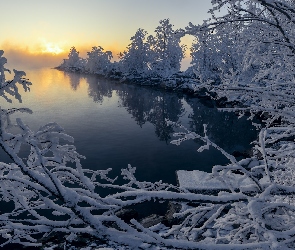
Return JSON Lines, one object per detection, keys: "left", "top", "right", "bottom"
{"left": 186, "top": 97, "right": 257, "bottom": 153}
{"left": 64, "top": 71, "right": 256, "bottom": 148}
{"left": 86, "top": 75, "right": 113, "bottom": 103}
{"left": 64, "top": 71, "right": 185, "bottom": 142}
{"left": 66, "top": 72, "right": 81, "bottom": 91}
{"left": 117, "top": 85, "right": 153, "bottom": 127}
{"left": 84, "top": 74, "right": 185, "bottom": 142}
{"left": 117, "top": 86, "right": 184, "bottom": 143}
{"left": 148, "top": 94, "right": 184, "bottom": 142}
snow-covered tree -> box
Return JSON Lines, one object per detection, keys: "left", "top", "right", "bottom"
{"left": 67, "top": 46, "right": 80, "bottom": 66}
{"left": 85, "top": 46, "right": 113, "bottom": 75}
{"left": 189, "top": 22, "right": 247, "bottom": 84}
{"left": 58, "top": 46, "right": 86, "bottom": 72}
{"left": 150, "top": 19, "right": 186, "bottom": 78}
{"left": 119, "top": 28, "right": 154, "bottom": 77}
{"left": 58, "top": 20, "right": 187, "bottom": 81}
{"left": 187, "top": 0, "right": 295, "bottom": 86}
{"left": 119, "top": 20, "right": 186, "bottom": 79}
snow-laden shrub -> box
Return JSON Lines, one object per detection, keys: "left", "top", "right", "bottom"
{"left": 188, "top": 22, "right": 247, "bottom": 85}
{"left": 58, "top": 47, "right": 86, "bottom": 72}
{"left": 85, "top": 46, "right": 113, "bottom": 75}
{"left": 187, "top": 0, "right": 295, "bottom": 87}
{"left": 149, "top": 19, "right": 186, "bottom": 78}
{"left": 119, "top": 20, "right": 186, "bottom": 80}
{"left": 118, "top": 28, "right": 154, "bottom": 78}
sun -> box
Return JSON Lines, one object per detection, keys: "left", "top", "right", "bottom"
{"left": 38, "top": 38, "right": 65, "bottom": 55}
{"left": 41, "top": 42, "right": 64, "bottom": 55}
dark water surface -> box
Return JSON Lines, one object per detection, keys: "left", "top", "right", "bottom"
{"left": 0, "top": 68, "right": 258, "bottom": 185}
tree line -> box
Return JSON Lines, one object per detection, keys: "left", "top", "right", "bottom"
{"left": 58, "top": 19, "right": 186, "bottom": 80}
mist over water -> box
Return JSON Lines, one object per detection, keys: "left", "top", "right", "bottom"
{"left": 0, "top": 68, "right": 258, "bottom": 184}
{"left": 2, "top": 46, "right": 190, "bottom": 71}
{"left": 3, "top": 50, "right": 66, "bottom": 70}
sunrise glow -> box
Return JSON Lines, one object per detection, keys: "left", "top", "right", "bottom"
{"left": 42, "top": 43, "right": 64, "bottom": 54}
{"left": 41, "top": 42, "right": 64, "bottom": 55}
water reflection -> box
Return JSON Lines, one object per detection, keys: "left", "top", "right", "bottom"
{"left": 67, "top": 72, "right": 80, "bottom": 91}
{"left": 88, "top": 76, "right": 114, "bottom": 103}
{"left": 118, "top": 85, "right": 155, "bottom": 127}
{"left": 0, "top": 68, "right": 258, "bottom": 185}
{"left": 66, "top": 71, "right": 115, "bottom": 104}
{"left": 70, "top": 72, "right": 187, "bottom": 143}
{"left": 117, "top": 86, "right": 184, "bottom": 142}
{"left": 74, "top": 72, "right": 257, "bottom": 150}
{"left": 185, "top": 97, "right": 257, "bottom": 153}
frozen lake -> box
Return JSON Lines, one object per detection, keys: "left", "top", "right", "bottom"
{"left": 0, "top": 68, "right": 258, "bottom": 185}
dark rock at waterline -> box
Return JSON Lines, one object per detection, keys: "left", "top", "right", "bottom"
{"left": 140, "top": 214, "right": 165, "bottom": 228}
{"left": 139, "top": 202, "right": 182, "bottom": 228}
{"left": 163, "top": 202, "right": 182, "bottom": 227}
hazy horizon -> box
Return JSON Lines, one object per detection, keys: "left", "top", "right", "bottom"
{"left": 3, "top": 39, "right": 193, "bottom": 71}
